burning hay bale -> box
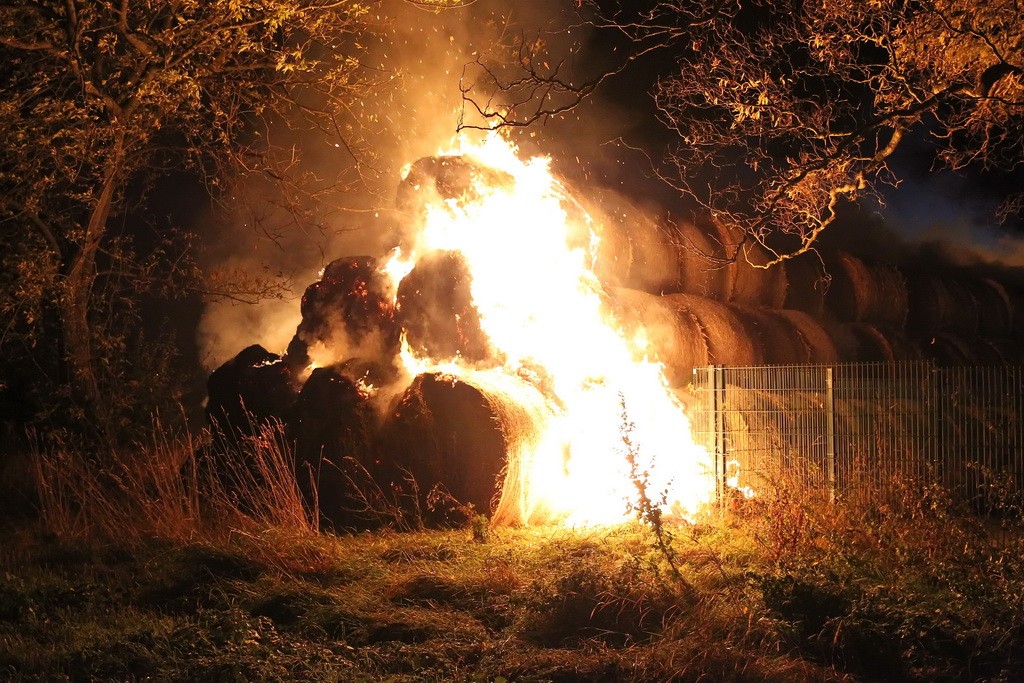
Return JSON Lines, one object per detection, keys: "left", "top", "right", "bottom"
{"left": 824, "top": 251, "right": 909, "bottom": 327}
{"left": 287, "top": 364, "right": 377, "bottom": 532}
{"left": 376, "top": 372, "right": 509, "bottom": 525}
{"left": 604, "top": 287, "right": 710, "bottom": 386}
{"left": 396, "top": 250, "right": 490, "bottom": 363}
{"left": 285, "top": 255, "right": 399, "bottom": 370}
{"left": 396, "top": 155, "right": 514, "bottom": 222}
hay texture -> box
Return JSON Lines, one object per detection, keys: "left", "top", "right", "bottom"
{"left": 396, "top": 250, "right": 490, "bottom": 363}
{"left": 604, "top": 287, "right": 710, "bottom": 386}
{"left": 773, "top": 310, "right": 839, "bottom": 364}
{"left": 824, "top": 251, "right": 908, "bottom": 326}
{"left": 906, "top": 275, "right": 980, "bottom": 335}
{"left": 782, "top": 252, "right": 830, "bottom": 318}
{"left": 664, "top": 294, "right": 762, "bottom": 366}
{"left": 376, "top": 372, "right": 514, "bottom": 524}
{"left": 287, "top": 364, "right": 377, "bottom": 531}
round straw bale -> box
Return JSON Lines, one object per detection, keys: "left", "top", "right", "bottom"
{"left": 663, "top": 293, "right": 761, "bottom": 366}
{"left": 396, "top": 250, "right": 490, "bottom": 363}
{"left": 206, "top": 344, "right": 298, "bottom": 450}
{"left": 203, "top": 345, "right": 300, "bottom": 501}
{"left": 917, "top": 333, "right": 980, "bottom": 366}
{"left": 782, "top": 253, "right": 829, "bottom": 317}
{"left": 287, "top": 365, "right": 377, "bottom": 531}
{"left": 823, "top": 251, "right": 908, "bottom": 326}
{"left": 774, "top": 310, "right": 839, "bottom": 364}
{"left": 965, "top": 277, "right": 1014, "bottom": 337}
{"left": 582, "top": 194, "right": 680, "bottom": 293}
{"left": 660, "top": 220, "right": 734, "bottom": 299}
{"left": 712, "top": 223, "right": 790, "bottom": 309}
{"left": 604, "top": 287, "right": 710, "bottom": 386}
{"left": 732, "top": 306, "right": 807, "bottom": 365}
{"left": 285, "top": 255, "right": 399, "bottom": 370}
{"left": 906, "top": 275, "right": 979, "bottom": 335}
{"left": 827, "top": 323, "right": 895, "bottom": 362}
{"left": 982, "top": 338, "right": 1024, "bottom": 364}
{"left": 376, "top": 372, "right": 510, "bottom": 525}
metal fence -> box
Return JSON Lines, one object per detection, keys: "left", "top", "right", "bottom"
{"left": 689, "top": 363, "right": 1024, "bottom": 516}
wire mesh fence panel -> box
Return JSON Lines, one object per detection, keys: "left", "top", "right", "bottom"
{"left": 690, "top": 362, "right": 1024, "bottom": 521}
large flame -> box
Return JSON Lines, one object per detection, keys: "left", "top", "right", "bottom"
{"left": 385, "top": 133, "right": 715, "bottom": 526}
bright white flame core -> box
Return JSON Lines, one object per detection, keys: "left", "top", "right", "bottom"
{"left": 388, "top": 134, "right": 715, "bottom": 526}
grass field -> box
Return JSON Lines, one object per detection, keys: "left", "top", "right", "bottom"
{"left": 3, "top": 431, "right": 1023, "bottom": 682}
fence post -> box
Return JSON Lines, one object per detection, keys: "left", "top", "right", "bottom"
{"left": 712, "top": 365, "right": 727, "bottom": 505}
{"left": 826, "top": 366, "right": 836, "bottom": 503}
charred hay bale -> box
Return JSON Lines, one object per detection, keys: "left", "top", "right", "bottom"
{"left": 396, "top": 155, "right": 514, "bottom": 220}
{"left": 823, "top": 251, "right": 908, "bottom": 326}
{"left": 376, "top": 373, "right": 507, "bottom": 525}
{"left": 773, "top": 310, "right": 839, "bottom": 364}
{"left": 782, "top": 253, "right": 829, "bottom": 317}
{"left": 396, "top": 250, "right": 490, "bottom": 363}
{"left": 203, "top": 345, "right": 299, "bottom": 497}
{"left": 604, "top": 287, "right": 710, "bottom": 386}
{"left": 906, "top": 275, "right": 979, "bottom": 336}
{"left": 206, "top": 345, "right": 298, "bottom": 446}
{"left": 664, "top": 293, "right": 761, "bottom": 366}
{"left": 285, "top": 255, "right": 399, "bottom": 370}
{"left": 287, "top": 365, "right": 378, "bottom": 532}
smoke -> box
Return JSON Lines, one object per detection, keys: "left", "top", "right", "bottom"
{"left": 196, "top": 1, "right": 600, "bottom": 369}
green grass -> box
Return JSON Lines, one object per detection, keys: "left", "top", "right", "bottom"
{"left": 3, "top": 503, "right": 1022, "bottom": 682}
{"left": 9, "top": 430, "right": 1024, "bottom": 681}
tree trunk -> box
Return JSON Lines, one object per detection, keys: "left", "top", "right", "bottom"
{"left": 60, "top": 137, "right": 124, "bottom": 444}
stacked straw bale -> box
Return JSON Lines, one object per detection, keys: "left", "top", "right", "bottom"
{"left": 713, "top": 221, "right": 789, "bottom": 309}
{"left": 773, "top": 310, "right": 839, "bottom": 364}
{"left": 376, "top": 372, "right": 511, "bottom": 523}
{"left": 823, "top": 251, "right": 909, "bottom": 327}
{"left": 287, "top": 364, "right": 377, "bottom": 531}
{"left": 968, "top": 278, "right": 1014, "bottom": 337}
{"left": 781, "top": 252, "right": 829, "bottom": 318}
{"left": 906, "top": 275, "right": 980, "bottom": 335}
{"left": 605, "top": 287, "right": 710, "bottom": 386}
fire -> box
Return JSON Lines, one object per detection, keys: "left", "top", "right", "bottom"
{"left": 384, "top": 133, "right": 715, "bottom": 526}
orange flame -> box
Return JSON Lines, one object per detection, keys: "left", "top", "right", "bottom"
{"left": 385, "top": 133, "right": 715, "bottom": 526}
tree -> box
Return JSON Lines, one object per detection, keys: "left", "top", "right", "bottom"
{"left": 0, "top": 0, "right": 375, "bottom": 442}
{"left": 460, "top": 0, "right": 1024, "bottom": 266}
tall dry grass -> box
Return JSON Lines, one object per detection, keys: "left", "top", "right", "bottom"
{"left": 31, "top": 417, "right": 316, "bottom": 544}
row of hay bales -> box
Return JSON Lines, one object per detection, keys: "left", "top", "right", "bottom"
{"left": 608, "top": 288, "right": 1024, "bottom": 384}
{"left": 598, "top": 215, "right": 1022, "bottom": 341}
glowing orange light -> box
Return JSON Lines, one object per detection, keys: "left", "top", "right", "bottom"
{"left": 385, "top": 133, "right": 716, "bottom": 526}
